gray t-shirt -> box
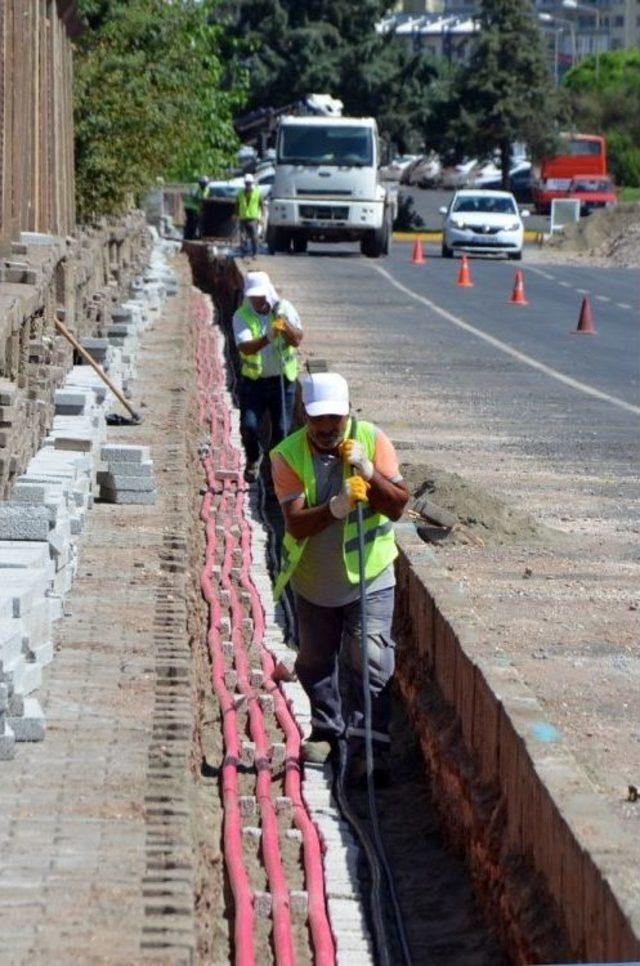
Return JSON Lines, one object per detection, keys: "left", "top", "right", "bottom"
{"left": 232, "top": 298, "right": 301, "bottom": 379}
{"left": 290, "top": 449, "right": 395, "bottom": 608}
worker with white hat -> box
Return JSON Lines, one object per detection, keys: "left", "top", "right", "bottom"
{"left": 232, "top": 271, "right": 303, "bottom": 481}
{"left": 236, "top": 172, "right": 263, "bottom": 258}
{"left": 270, "top": 372, "right": 409, "bottom": 783}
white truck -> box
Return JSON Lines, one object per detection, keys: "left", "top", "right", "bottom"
{"left": 266, "top": 115, "right": 396, "bottom": 258}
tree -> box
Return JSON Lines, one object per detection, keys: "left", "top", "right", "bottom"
{"left": 221, "top": 0, "right": 442, "bottom": 153}
{"left": 74, "top": 0, "right": 247, "bottom": 220}
{"left": 433, "top": 0, "right": 562, "bottom": 186}
{"left": 563, "top": 50, "right": 640, "bottom": 186}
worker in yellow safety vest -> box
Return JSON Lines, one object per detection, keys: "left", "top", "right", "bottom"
{"left": 235, "top": 173, "right": 263, "bottom": 258}
{"left": 183, "top": 176, "right": 208, "bottom": 240}
{"left": 232, "top": 271, "right": 303, "bottom": 482}
{"left": 270, "top": 372, "right": 409, "bottom": 784}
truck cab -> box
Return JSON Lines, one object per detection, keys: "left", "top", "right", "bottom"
{"left": 266, "top": 116, "right": 394, "bottom": 257}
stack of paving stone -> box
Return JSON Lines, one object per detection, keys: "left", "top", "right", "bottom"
{"left": 0, "top": 238, "right": 175, "bottom": 759}
{"left": 97, "top": 444, "right": 156, "bottom": 505}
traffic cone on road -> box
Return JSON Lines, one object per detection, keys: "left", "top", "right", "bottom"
{"left": 509, "top": 269, "right": 528, "bottom": 306}
{"left": 457, "top": 254, "right": 473, "bottom": 287}
{"left": 573, "top": 296, "right": 596, "bottom": 334}
{"left": 411, "top": 237, "right": 426, "bottom": 265}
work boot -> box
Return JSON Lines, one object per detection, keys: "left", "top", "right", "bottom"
{"left": 301, "top": 729, "right": 337, "bottom": 766}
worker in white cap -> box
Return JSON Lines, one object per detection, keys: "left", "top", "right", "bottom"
{"left": 236, "top": 172, "right": 263, "bottom": 258}
{"left": 232, "top": 271, "right": 303, "bottom": 482}
{"left": 270, "top": 372, "right": 409, "bottom": 784}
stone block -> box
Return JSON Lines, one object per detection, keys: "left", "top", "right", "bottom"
{"left": 9, "top": 697, "right": 45, "bottom": 741}
{"left": 0, "top": 505, "right": 50, "bottom": 541}
{"left": 97, "top": 459, "right": 153, "bottom": 479}
{"left": 97, "top": 472, "right": 155, "bottom": 492}
{"left": 0, "top": 619, "right": 25, "bottom": 663}
{"left": 101, "top": 443, "right": 151, "bottom": 463}
{"left": 0, "top": 570, "right": 51, "bottom": 617}
{"left": 99, "top": 487, "right": 157, "bottom": 505}
{"left": 0, "top": 721, "right": 15, "bottom": 760}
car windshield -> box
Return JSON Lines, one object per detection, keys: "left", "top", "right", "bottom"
{"left": 453, "top": 195, "right": 517, "bottom": 214}
{"left": 277, "top": 125, "right": 373, "bottom": 166}
{"left": 571, "top": 179, "right": 611, "bottom": 191}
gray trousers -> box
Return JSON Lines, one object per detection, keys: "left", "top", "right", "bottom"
{"left": 294, "top": 586, "right": 396, "bottom": 746}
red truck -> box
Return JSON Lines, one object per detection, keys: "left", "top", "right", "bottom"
{"left": 533, "top": 134, "right": 612, "bottom": 214}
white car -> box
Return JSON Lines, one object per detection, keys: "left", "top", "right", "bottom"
{"left": 440, "top": 189, "right": 529, "bottom": 260}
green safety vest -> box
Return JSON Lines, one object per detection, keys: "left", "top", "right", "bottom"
{"left": 236, "top": 301, "right": 298, "bottom": 382}
{"left": 271, "top": 418, "right": 397, "bottom": 600}
{"left": 184, "top": 184, "right": 206, "bottom": 212}
{"left": 237, "top": 187, "right": 262, "bottom": 221}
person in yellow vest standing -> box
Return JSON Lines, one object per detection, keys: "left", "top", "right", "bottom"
{"left": 236, "top": 173, "right": 263, "bottom": 258}
{"left": 233, "top": 271, "right": 303, "bottom": 482}
{"left": 270, "top": 373, "right": 409, "bottom": 784}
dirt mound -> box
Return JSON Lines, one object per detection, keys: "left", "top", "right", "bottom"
{"left": 402, "top": 462, "right": 559, "bottom": 546}
{"left": 548, "top": 202, "right": 640, "bottom": 266}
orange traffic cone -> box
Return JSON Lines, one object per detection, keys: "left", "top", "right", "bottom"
{"left": 411, "top": 237, "right": 426, "bottom": 265}
{"left": 457, "top": 254, "right": 473, "bottom": 287}
{"left": 573, "top": 296, "right": 596, "bottom": 334}
{"left": 509, "top": 269, "right": 528, "bottom": 306}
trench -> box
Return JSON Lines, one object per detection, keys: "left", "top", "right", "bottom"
{"left": 184, "top": 245, "right": 563, "bottom": 965}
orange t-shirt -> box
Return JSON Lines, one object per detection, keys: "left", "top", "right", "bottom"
{"left": 271, "top": 427, "right": 402, "bottom": 504}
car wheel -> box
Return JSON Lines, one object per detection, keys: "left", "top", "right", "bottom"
{"left": 441, "top": 242, "right": 453, "bottom": 259}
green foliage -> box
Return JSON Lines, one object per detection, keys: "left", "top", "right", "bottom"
{"left": 221, "top": 0, "right": 440, "bottom": 152}
{"left": 563, "top": 50, "right": 640, "bottom": 186}
{"left": 428, "top": 0, "right": 561, "bottom": 181}
{"left": 74, "top": 0, "right": 247, "bottom": 221}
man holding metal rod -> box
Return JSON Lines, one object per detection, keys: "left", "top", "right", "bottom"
{"left": 270, "top": 372, "right": 409, "bottom": 784}
{"left": 233, "top": 271, "right": 303, "bottom": 482}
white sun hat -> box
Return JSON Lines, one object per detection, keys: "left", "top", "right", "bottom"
{"left": 302, "top": 373, "right": 350, "bottom": 417}
{"left": 244, "top": 271, "right": 279, "bottom": 305}
{"left": 244, "top": 173, "right": 255, "bottom": 184}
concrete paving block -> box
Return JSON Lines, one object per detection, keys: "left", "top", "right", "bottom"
{"left": 253, "top": 892, "right": 272, "bottom": 918}
{"left": 0, "top": 506, "right": 50, "bottom": 542}
{"left": 99, "top": 487, "right": 157, "bottom": 505}
{"left": 9, "top": 698, "right": 45, "bottom": 741}
{"left": 0, "top": 620, "right": 25, "bottom": 663}
{"left": 0, "top": 683, "right": 7, "bottom": 713}
{"left": 0, "top": 721, "right": 15, "bottom": 760}
{"left": 54, "top": 390, "right": 90, "bottom": 415}
{"left": 9, "top": 658, "right": 42, "bottom": 696}
{"left": 97, "top": 472, "right": 155, "bottom": 492}
{"left": 25, "top": 640, "right": 54, "bottom": 667}
{"left": 98, "top": 460, "right": 153, "bottom": 479}
{"left": 0, "top": 570, "right": 51, "bottom": 617}
{"left": 101, "top": 444, "right": 151, "bottom": 464}
{"left": 53, "top": 435, "right": 95, "bottom": 454}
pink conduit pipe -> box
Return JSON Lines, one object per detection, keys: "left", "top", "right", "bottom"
{"left": 196, "top": 302, "right": 255, "bottom": 965}
{"left": 238, "top": 508, "right": 337, "bottom": 965}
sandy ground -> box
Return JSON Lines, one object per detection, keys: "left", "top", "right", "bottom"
{"left": 255, "top": 248, "right": 640, "bottom": 865}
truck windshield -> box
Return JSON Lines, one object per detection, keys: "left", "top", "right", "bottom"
{"left": 277, "top": 125, "right": 373, "bottom": 166}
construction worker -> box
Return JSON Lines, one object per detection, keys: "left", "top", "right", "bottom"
{"left": 236, "top": 173, "right": 263, "bottom": 258}
{"left": 183, "top": 176, "right": 209, "bottom": 240}
{"left": 233, "top": 271, "right": 303, "bottom": 482}
{"left": 270, "top": 373, "right": 409, "bottom": 784}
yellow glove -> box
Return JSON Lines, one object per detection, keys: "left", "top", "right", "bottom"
{"left": 340, "top": 439, "right": 374, "bottom": 481}
{"left": 270, "top": 316, "right": 287, "bottom": 340}
{"left": 329, "top": 476, "right": 370, "bottom": 519}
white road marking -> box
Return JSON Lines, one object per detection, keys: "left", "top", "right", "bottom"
{"left": 370, "top": 263, "right": 640, "bottom": 417}
{"left": 617, "top": 302, "right": 632, "bottom": 310}
{"left": 576, "top": 288, "right": 589, "bottom": 294}
{"left": 596, "top": 295, "right": 610, "bottom": 302}
{"left": 559, "top": 281, "right": 571, "bottom": 288}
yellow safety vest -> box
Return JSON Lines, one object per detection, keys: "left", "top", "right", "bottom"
{"left": 237, "top": 187, "right": 262, "bottom": 221}
{"left": 271, "top": 419, "right": 397, "bottom": 600}
{"left": 236, "top": 301, "right": 298, "bottom": 382}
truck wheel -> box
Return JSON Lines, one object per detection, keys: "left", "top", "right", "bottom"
{"left": 441, "top": 242, "right": 453, "bottom": 258}
{"left": 267, "top": 227, "right": 291, "bottom": 254}
{"left": 292, "top": 236, "right": 308, "bottom": 254}
{"left": 361, "top": 221, "right": 388, "bottom": 258}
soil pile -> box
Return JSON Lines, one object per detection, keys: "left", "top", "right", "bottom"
{"left": 548, "top": 202, "right": 640, "bottom": 266}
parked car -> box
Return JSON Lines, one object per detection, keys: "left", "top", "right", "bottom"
{"left": 206, "top": 166, "right": 275, "bottom": 202}
{"left": 386, "top": 154, "right": 420, "bottom": 180}
{"left": 440, "top": 189, "right": 529, "bottom": 260}
{"left": 440, "top": 158, "right": 479, "bottom": 190}
{"left": 400, "top": 155, "right": 426, "bottom": 185}
{"left": 567, "top": 176, "right": 617, "bottom": 214}
{"left": 472, "top": 161, "right": 533, "bottom": 202}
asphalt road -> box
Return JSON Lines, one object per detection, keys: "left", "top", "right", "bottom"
{"left": 287, "top": 240, "right": 639, "bottom": 489}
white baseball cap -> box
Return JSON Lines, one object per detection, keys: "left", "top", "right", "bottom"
{"left": 244, "top": 173, "right": 255, "bottom": 184}
{"left": 244, "top": 271, "right": 279, "bottom": 304}
{"left": 302, "top": 373, "right": 349, "bottom": 417}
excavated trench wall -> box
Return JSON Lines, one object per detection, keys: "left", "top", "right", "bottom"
{"left": 0, "top": 215, "right": 151, "bottom": 496}
{"left": 393, "top": 522, "right": 640, "bottom": 965}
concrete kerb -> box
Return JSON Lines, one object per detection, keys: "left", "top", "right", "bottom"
{"left": 393, "top": 521, "right": 640, "bottom": 962}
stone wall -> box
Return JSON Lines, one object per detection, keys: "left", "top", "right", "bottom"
{"left": 0, "top": 216, "right": 151, "bottom": 497}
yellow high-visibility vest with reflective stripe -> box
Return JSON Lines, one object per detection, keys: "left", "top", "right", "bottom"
{"left": 236, "top": 302, "right": 298, "bottom": 382}
{"left": 271, "top": 419, "right": 397, "bottom": 600}
{"left": 237, "top": 187, "right": 262, "bottom": 221}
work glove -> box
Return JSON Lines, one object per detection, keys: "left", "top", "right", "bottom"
{"left": 269, "top": 316, "right": 287, "bottom": 341}
{"left": 329, "top": 476, "right": 370, "bottom": 519}
{"left": 340, "top": 439, "right": 374, "bottom": 481}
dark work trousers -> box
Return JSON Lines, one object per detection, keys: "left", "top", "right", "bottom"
{"left": 239, "top": 375, "right": 296, "bottom": 465}
{"left": 294, "top": 586, "right": 396, "bottom": 747}
{"left": 239, "top": 219, "right": 259, "bottom": 256}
